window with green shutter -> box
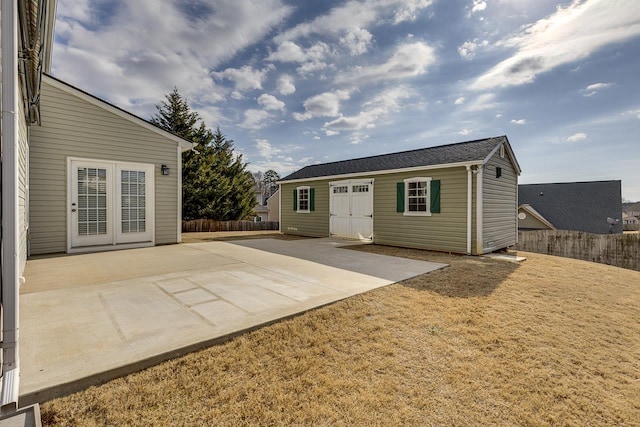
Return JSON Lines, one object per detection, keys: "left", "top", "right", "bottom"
{"left": 397, "top": 178, "right": 440, "bottom": 216}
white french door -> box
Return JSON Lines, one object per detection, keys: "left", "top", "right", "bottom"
{"left": 69, "top": 159, "right": 154, "bottom": 251}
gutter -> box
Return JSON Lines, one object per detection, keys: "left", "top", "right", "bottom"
{"left": 1, "top": 0, "right": 22, "bottom": 412}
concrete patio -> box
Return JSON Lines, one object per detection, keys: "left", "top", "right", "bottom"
{"left": 19, "top": 238, "right": 447, "bottom": 405}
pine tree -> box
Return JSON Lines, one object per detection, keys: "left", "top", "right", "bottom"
{"left": 151, "top": 90, "right": 255, "bottom": 220}
{"left": 262, "top": 169, "right": 281, "bottom": 199}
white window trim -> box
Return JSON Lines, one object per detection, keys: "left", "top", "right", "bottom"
{"left": 296, "top": 185, "right": 310, "bottom": 213}
{"left": 403, "top": 177, "right": 432, "bottom": 217}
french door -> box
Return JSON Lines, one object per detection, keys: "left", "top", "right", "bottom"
{"left": 69, "top": 159, "right": 154, "bottom": 250}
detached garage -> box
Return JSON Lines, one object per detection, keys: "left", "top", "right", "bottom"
{"left": 279, "top": 136, "right": 521, "bottom": 255}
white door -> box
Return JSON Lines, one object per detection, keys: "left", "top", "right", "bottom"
{"left": 69, "top": 159, "right": 154, "bottom": 250}
{"left": 350, "top": 183, "right": 373, "bottom": 239}
{"left": 330, "top": 184, "right": 350, "bottom": 237}
{"left": 329, "top": 180, "right": 373, "bottom": 240}
{"left": 70, "top": 160, "right": 113, "bottom": 248}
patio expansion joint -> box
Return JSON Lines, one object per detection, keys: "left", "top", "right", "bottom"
{"left": 97, "top": 292, "right": 127, "bottom": 342}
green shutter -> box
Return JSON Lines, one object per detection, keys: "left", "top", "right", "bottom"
{"left": 310, "top": 188, "right": 315, "bottom": 211}
{"left": 430, "top": 180, "right": 441, "bottom": 213}
{"left": 396, "top": 182, "right": 404, "bottom": 212}
{"left": 293, "top": 189, "right": 297, "bottom": 211}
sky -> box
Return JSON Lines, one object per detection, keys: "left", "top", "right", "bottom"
{"left": 51, "top": 0, "right": 640, "bottom": 200}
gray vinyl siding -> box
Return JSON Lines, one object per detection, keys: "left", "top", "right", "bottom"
{"left": 281, "top": 165, "right": 477, "bottom": 254}
{"left": 373, "top": 167, "right": 471, "bottom": 253}
{"left": 18, "top": 84, "right": 29, "bottom": 273}
{"left": 28, "top": 79, "right": 180, "bottom": 255}
{"left": 280, "top": 182, "right": 330, "bottom": 237}
{"left": 482, "top": 150, "right": 518, "bottom": 251}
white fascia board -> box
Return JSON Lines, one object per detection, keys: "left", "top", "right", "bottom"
{"left": 42, "top": 75, "right": 194, "bottom": 151}
{"left": 276, "top": 160, "right": 483, "bottom": 185}
{"left": 41, "top": 0, "right": 58, "bottom": 73}
{"left": 482, "top": 138, "right": 522, "bottom": 175}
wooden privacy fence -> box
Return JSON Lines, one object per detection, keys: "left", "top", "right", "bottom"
{"left": 517, "top": 230, "right": 640, "bottom": 271}
{"left": 182, "top": 220, "right": 279, "bottom": 233}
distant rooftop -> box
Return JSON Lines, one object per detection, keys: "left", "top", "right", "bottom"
{"left": 281, "top": 136, "right": 514, "bottom": 181}
{"left": 519, "top": 180, "right": 623, "bottom": 234}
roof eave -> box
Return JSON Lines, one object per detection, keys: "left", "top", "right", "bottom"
{"left": 481, "top": 136, "right": 522, "bottom": 175}
{"left": 277, "top": 160, "right": 484, "bottom": 184}
{"left": 41, "top": 0, "right": 57, "bottom": 73}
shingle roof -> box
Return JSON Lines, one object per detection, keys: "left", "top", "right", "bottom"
{"left": 518, "top": 181, "right": 623, "bottom": 234}
{"left": 281, "top": 136, "right": 510, "bottom": 181}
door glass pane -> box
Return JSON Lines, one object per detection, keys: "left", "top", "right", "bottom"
{"left": 77, "top": 167, "right": 108, "bottom": 236}
{"left": 121, "top": 170, "right": 146, "bottom": 233}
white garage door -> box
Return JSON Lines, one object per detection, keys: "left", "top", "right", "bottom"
{"left": 329, "top": 179, "right": 373, "bottom": 240}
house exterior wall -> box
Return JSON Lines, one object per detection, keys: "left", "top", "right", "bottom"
{"left": 18, "top": 83, "right": 29, "bottom": 272}
{"left": 267, "top": 189, "right": 280, "bottom": 222}
{"left": 482, "top": 149, "right": 518, "bottom": 251}
{"left": 518, "top": 208, "right": 553, "bottom": 230}
{"left": 281, "top": 165, "right": 480, "bottom": 254}
{"left": 28, "top": 79, "right": 180, "bottom": 255}
{"left": 281, "top": 181, "right": 330, "bottom": 237}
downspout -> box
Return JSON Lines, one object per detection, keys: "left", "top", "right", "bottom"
{"left": 475, "top": 165, "right": 484, "bottom": 255}
{"left": 278, "top": 184, "right": 281, "bottom": 231}
{"left": 465, "top": 166, "right": 472, "bottom": 255}
{"left": 1, "top": 0, "right": 22, "bottom": 412}
{"left": 177, "top": 147, "right": 182, "bottom": 243}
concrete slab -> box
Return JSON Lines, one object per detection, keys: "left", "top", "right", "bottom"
{"left": 483, "top": 253, "right": 527, "bottom": 263}
{"left": 19, "top": 238, "right": 447, "bottom": 404}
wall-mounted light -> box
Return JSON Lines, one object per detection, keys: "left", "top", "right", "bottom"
{"left": 161, "top": 164, "right": 170, "bottom": 176}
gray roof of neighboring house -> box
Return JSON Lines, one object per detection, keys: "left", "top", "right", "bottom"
{"left": 281, "top": 136, "right": 516, "bottom": 181}
{"left": 518, "top": 180, "right": 623, "bottom": 234}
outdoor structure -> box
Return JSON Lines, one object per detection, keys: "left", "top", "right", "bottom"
{"left": 252, "top": 185, "right": 269, "bottom": 222}
{"left": 518, "top": 181, "right": 623, "bottom": 234}
{"left": 267, "top": 190, "right": 280, "bottom": 222}
{"left": 0, "top": 0, "right": 191, "bottom": 413}
{"left": 278, "top": 136, "right": 520, "bottom": 255}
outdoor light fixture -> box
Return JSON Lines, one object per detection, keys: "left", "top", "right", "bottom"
{"left": 161, "top": 164, "right": 170, "bottom": 175}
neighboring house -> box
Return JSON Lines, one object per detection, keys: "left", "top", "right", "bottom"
{"left": 0, "top": 0, "right": 191, "bottom": 411}
{"left": 622, "top": 212, "right": 639, "bottom": 225}
{"left": 253, "top": 187, "right": 269, "bottom": 222}
{"left": 624, "top": 201, "right": 640, "bottom": 218}
{"left": 518, "top": 181, "right": 623, "bottom": 234}
{"left": 267, "top": 189, "right": 280, "bottom": 222}
{"left": 278, "top": 136, "right": 520, "bottom": 255}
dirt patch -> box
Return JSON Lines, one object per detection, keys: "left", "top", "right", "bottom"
{"left": 41, "top": 247, "right": 640, "bottom": 426}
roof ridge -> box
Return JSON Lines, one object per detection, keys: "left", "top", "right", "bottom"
{"left": 297, "top": 136, "right": 505, "bottom": 170}
{"left": 520, "top": 180, "right": 621, "bottom": 186}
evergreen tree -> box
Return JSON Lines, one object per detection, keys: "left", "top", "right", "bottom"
{"left": 151, "top": 89, "right": 255, "bottom": 220}
{"left": 262, "top": 169, "right": 280, "bottom": 198}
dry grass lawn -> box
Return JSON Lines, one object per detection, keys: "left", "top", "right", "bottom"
{"left": 41, "top": 244, "right": 640, "bottom": 426}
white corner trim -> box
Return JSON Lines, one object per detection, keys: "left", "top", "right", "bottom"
{"left": 42, "top": 75, "right": 193, "bottom": 150}
{"left": 518, "top": 204, "right": 557, "bottom": 230}
{"left": 177, "top": 146, "right": 182, "bottom": 243}
{"left": 466, "top": 165, "right": 473, "bottom": 255}
{"left": 476, "top": 166, "right": 484, "bottom": 255}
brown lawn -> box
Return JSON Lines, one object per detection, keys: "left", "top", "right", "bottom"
{"left": 41, "top": 242, "right": 640, "bottom": 426}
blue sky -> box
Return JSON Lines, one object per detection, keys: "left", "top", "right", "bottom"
{"left": 52, "top": 0, "right": 640, "bottom": 200}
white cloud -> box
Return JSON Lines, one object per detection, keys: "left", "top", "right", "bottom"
{"left": 255, "top": 138, "right": 281, "bottom": 158}
{"left": 458, "top": 38, "right": 488, "bottom": 60}
{"left": 339, "top": 27, "right": 373, "bottom": 55}
{"left": 257, "top": 94, "right": 286, "bottom": 111}
{"left": 240, "top": 109, "right": 271, "bottom": 129}
{"left": 471, "top": 1, "right": 487, "bottom": 13}
{"left": 53, "top": 0, "right": 292, "bottom": 117}
{"left": 458, "top": 128, "right": 472, "bottom": 135}
{"left": 213, "top": 65, "right": 270, "bottom": 91}
{"left": 495, "top": 113, "right": 503, "bottom": 118}
{"left": 471, "top": 0, "right": 640, "bottom": 90}
{"left": 338, "top": 41, "right": 436, "bottom": 83}
{"left": 454, "top": 97, "right": 465, "bottom": 105}
{"left": 583, "top": 82, "right": 613, "bottom": 96}
{"left": 566, "top": 132, "right": 587, "bottom": 142}
{"left": 325, "top": 130, "right": 341, "bottom": 136}
{"left": 510, "top": 119, "right": 527, "bottom": 125}
{"left": 275, "top": 0, "right": 433, "bottom": 43}
{"left": 276, "top": 75, "right": 296, "bottom": 95}
{"left": 467, "top": 93, "right": 499, "bottom": 111}
{"left": 323, "top": 86, "right": 414, "bottom": 131}
{"left": 622, "top": 109, "right": 640, "bottom": 119}
{"left": 293, "top": 90, "right": 351, "bottom": 121}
